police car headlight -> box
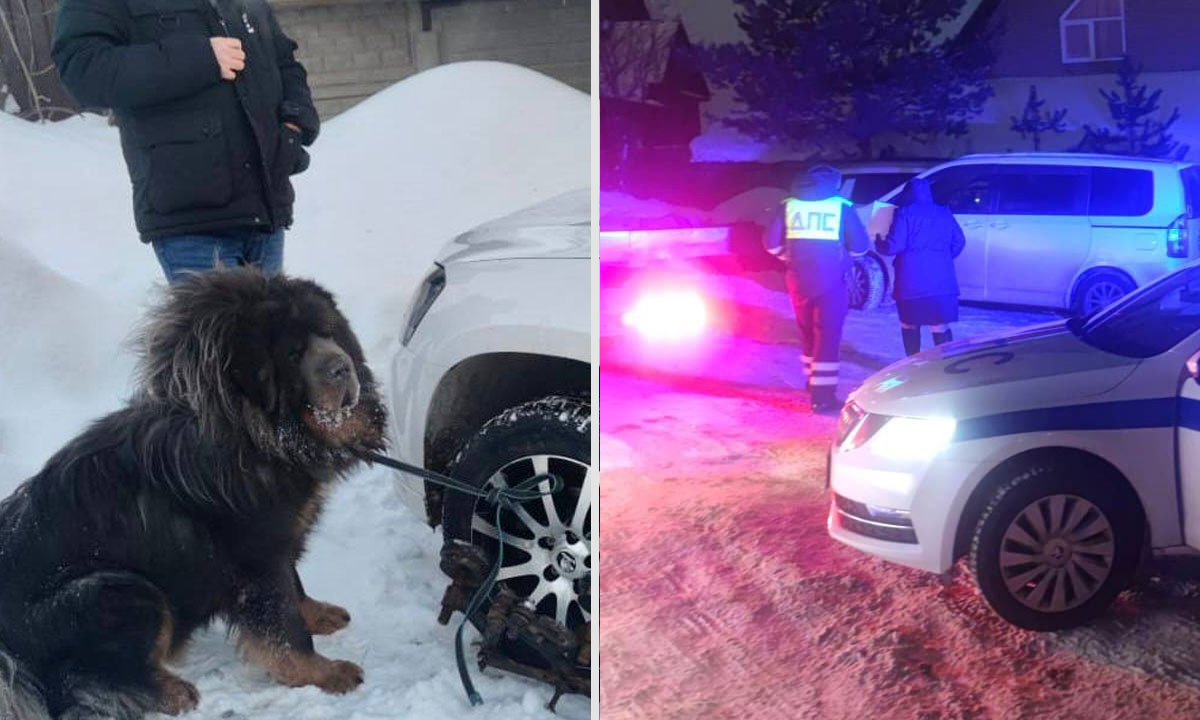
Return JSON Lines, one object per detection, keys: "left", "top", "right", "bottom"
{"left": 869, "top": 416, "right": 957, "bottom": 461}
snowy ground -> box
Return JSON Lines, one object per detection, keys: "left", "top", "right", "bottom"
{"left": 0, "top": 62, "right": 588, "bottom": 719}
{"left": 599, "top": 272, "right": 1200, "bottom": 719}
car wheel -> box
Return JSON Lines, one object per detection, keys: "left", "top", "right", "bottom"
{"left": 847, "top": 254, "right": 886, "bottom": 311}
{"left": 970, "top": 462, "right": 1142, "bottom": 631}
{"left": 1072, "top": 271, "right": 1135, "bottom": 316}
{"left": 442, "top": 395, "right": 592, "bottom": 653}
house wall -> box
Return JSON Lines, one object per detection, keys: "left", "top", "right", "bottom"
{"left": 272, "top": 0, "right": 589, "bottom": 119}
{"left": 894, "top": 0, "right": 1200, "bottom": 160}
{"left": 991, "top": 0, "right": 1200, "bottom": 77}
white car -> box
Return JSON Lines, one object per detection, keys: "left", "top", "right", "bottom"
{"left": 829, "top": 261, "right": 1200, "bottom": 629}
{"left": 860, "top": 153, "right": 1200, "bottom": 315}
{"left": 388, "top": 190, "right": 591, "bottom": 644}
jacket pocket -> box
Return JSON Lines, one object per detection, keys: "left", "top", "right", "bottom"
{"left": 143, "top": 112, "right": 234, "bottom": 215}
{"left": 270, "top": 125, "right": 303, "bottom": 204}
{"left": 127, "top": 0, "right": 209, "bottom": 41}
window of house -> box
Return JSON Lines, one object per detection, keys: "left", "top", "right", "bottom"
{"left": 1061, "top": 0, "right": 1126, "bottom": 64}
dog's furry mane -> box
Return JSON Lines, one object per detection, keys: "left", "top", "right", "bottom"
{"left": 0, "top": 268, "right": 386, "bottom": 720}
{"left": 126, "top": 269, "right": 386, "bottom": 514}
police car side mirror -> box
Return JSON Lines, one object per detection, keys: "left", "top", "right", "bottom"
{"left": 1188, "top": 349, "right": 1200, "bottom": 384}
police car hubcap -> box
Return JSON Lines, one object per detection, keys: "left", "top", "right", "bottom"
{"left": 999, "top": 494, "right": 1115, "bottom": 613}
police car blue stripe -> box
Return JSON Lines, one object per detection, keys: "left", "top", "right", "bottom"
{"left": 955, "top": 397, "right": 1195, "bottom": 442}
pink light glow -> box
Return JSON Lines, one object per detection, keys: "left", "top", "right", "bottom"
{"left": 621, "top": 289, "right": 708, "bottom": 342}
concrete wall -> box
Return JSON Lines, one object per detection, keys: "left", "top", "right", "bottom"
{"left": 272, "top": 0, "right": 590, "bottom": 119}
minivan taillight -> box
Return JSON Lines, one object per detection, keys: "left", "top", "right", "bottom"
{"left": 1167, "top": 215, "right": 1188, "bottom": 258}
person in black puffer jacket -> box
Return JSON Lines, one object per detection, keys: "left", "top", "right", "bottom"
{"left": 52, "top": 0, "right": 319, "bottom": 284}
{"left": 876, "top": 177, "right": 966, "bottom": 356}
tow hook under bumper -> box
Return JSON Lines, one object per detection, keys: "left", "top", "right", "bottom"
{"left": 438, "top": 541, "right": 591, "bottom": 711}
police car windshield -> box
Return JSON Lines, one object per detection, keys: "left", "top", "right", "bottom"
{"left": 1078, "top": 264, "right": 1200, "bottom": 358}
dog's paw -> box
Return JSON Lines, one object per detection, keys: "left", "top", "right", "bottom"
{"left": 156, "top": 670, "right": 200, "bottom": 715}
{"left": 314, "top": 659, "right": 364, "bottom": 694}
{"left": 301, "top": 597, "right": 351, "bottom": 635}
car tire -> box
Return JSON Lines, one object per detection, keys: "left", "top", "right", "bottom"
{"left": 847, "top": 254, "right": 886, "bottom": 311}
{"left": 970, "top": 461, "right": 1143, "bottom": 631}
{"left": 442, "top": 395, "right": 592, "bottom": 642}
{"left": 1072, "top": 270, "right": 1135, "bottom": 317}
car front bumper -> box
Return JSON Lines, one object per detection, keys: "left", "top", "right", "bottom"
{"left": 828, "top": 445, "right": 980, "bottom": 574}
{"left": 387, "top": 341, "right": 445, "bottom": 516}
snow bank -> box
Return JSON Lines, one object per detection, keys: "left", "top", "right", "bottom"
{"left": 599, "top": 190, "right": 708, "bottom": 231}
{"left": 0, "top": 61, "right": 588, "bottom": 719}
{"left": 0, "top": 236, "right": 139, "bottom": 481}
{"left": 0, "top": 113, "right": 157, "bottom": 304}
{"left": 288, "top": 61, "right": 590, "bottom": 359}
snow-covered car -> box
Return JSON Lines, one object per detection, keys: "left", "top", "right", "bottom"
{"left": 829, "top": 260, "right": 1200, "bottom": 630}
{"left": 387, "top": 190, "right": 591, "bottom": 644}
{"left": 859, "top": 153, "right": 1200, "bottom": 315}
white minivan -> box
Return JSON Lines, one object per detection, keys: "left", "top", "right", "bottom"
{"left": 860, "top": 153, "right": 1200, "bottom": 315}
{"left": 829, "top": 260, "right": 1200, "bottom": 629}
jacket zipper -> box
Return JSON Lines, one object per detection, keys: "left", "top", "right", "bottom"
{"left": 206, "top": 0, "right": 276, "bottom": 229}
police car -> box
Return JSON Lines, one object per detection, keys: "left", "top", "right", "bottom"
{"left": 829, "top": 261, "right": 1200, "bottom": 630}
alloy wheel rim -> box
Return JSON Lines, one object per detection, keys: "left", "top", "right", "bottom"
{"left": 998, "top": 494, "right": 1115, "bottom": 613}
{"left": 470, "top": 454, "right": 592, "bottom": 628}
{"left": 848, "top": 263, "right": 868, "bottom": 306}
{"left": 1084, "top": 282, "right": 1126, "bottom": 314}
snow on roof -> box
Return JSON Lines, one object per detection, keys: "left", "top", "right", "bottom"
{"left": 599, "top": 190, "right": 709, "bottom": 230}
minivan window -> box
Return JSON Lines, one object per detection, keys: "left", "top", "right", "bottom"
{"left": 995, "top": 166, "right": 1089, "bottom": 215}
{"left": 1075, "top": 263, "right": 1200, "bottom": 358}
{"left": 925, "top": 164, "right": 996, "bottom": 214}
{"left": 845, "top": 173, "right": 917, "bottom": 204}
{"left": 1089, "top": 167, "right": 1154, "bottom": 216}
{"left": 1181, "top": 166, "right": 1200, "bottom": 217}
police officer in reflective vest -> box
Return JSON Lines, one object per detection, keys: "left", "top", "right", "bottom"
{"left": 766, "top": 165, "right": 869, "bottom": 414}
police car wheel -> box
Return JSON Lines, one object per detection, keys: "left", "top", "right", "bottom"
{"left": 847, "top": 255, "right": 885, "bottom": 311}
{"left": 442, "top": 396, "right": 592, "bottom": 642}
{"left": 970, "top": 462, "right": 1143, "bottom": 631}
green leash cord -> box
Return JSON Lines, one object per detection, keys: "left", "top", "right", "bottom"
{"left": 352, "top": 448, "right": 562, "bottom": 706}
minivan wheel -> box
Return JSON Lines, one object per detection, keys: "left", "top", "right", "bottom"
{"left": 442, "top": 396, "right": 592, "bottom": 663}
{"left": 847, "top": 255, "right": 886, "bottom": 311}
{"left": 970, "top": 463, "right": 1142, "bottom": 631}
{"left": 1073, "top": 271, "right": 1135, "bottom": 316}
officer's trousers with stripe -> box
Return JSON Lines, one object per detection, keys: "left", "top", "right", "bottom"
{"left": 785, "top": 276, "right": 847, "bottom": 405}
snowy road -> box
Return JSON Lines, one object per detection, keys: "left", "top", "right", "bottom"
{"left": 599, "top": 285, "right": 1200, "bottom": 719}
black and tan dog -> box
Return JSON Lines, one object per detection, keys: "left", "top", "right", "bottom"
{"left": 0, "top": 269, "right": 387, "bottom": 719}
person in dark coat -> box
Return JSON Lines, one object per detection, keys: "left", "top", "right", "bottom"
{"left": 767, "top": 165, "right": 870, "bottom": 414}
{"left": 52, "top": 0, "right": 319, "bottom": 284}
{"left": 876, "top": 177, "right": 966, "bottom": 355}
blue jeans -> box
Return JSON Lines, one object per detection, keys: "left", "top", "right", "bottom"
{"left": 152, "top": 229, "right": 284, "bottom": 285}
